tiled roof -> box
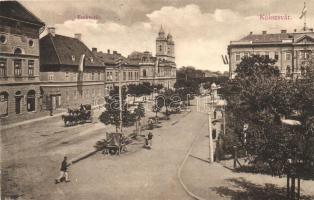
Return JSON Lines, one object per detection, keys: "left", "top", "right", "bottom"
{"left": 40, "top": 33, "right": 104, "bottom": 67}
{"left": 239, "top": 33, "right": 293, "bottom": 43}
{"left": 93, "top": 51, "right": 126, "bottom": 65}
{"left": 0, "top": 1, "right": 44, "bottom": 26}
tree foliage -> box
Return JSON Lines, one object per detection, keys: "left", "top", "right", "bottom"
{"left": 222, "top": 55, "right": 314, "bottom": 177}
{"left": 127, "top": 82, "right": 163, "bottom": 97}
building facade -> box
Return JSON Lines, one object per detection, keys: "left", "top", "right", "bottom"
{"left": 0, "top": 1, "right": 45, "bottom": 123}
{"left": 93, "top": 49, "right": 140, "bottom": 96}
{"left": 228, "top": 28, "right": 314, "bottom": 79}
{"left": 39, "top": 29, "right": 105, "bottom": 111}
{"left": 93, "top": 26, "right": 177, "bottom": 94}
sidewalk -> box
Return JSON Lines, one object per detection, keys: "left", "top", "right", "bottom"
{"left": 1, "top": 105, "right": 104, "bottom": 131}
{"left": 180, "top": 121, "right": 314, "bottom": 200}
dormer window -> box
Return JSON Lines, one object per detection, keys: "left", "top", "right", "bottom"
{"left": 71, "top": 55, "right": 75, "bottom": 61}
{"left": 28, "top": 40, "right": 34, "bottom": 47}
{"left": 14, "top": 47, "right": 23, "bottom": 55}
{"left": 0, "top": 35, "right": 7, "bottom": 44}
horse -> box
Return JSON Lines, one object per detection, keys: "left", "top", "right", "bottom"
{"left": 61, "top": 115, "right": 76, "bottom": 126}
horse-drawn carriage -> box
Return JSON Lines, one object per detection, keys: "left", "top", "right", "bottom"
{"left": 61, "top": 104, "right": 93, "bottom": 126}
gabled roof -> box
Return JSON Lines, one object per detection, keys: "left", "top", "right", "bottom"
{"left": 40, "top": 33, "right": 104, "bottom": 67}
{"left": 0, "top": 1, "right": 45, "bottom": 26}
{"left": 294, "top": 34, "right": 314, "bottom": 43}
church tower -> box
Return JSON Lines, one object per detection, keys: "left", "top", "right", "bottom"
{"left": 156, "top": 25, "right": 175, "bottom": 62}
{"left": 166, "top": 32, "right": 175, "bottom": 62}
{"left": 156, "top": 25, "right": 168, "bottom": 60}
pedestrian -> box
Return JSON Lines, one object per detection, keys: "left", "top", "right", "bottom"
{"left": 55, "top": 156, "right": 71, "bottom": 184}
{"left": 148, "top": 132, "right": 153, "bottom": 148}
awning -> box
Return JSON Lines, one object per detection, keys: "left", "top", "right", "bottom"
{"left": 281, "top": 119, "right": 301, "bottom": 126}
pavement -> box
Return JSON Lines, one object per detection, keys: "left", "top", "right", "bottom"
{"left": 1, "top": 105, "right": 103, "bottom": 131}
{"left": 179, "top": 112, "right": 314, "bottom": 200}
{"left": 1, "top": 101, "right": 198, "bottom": 200}
{"left": 36, "top": 106, "right": 200, "bottom": 200}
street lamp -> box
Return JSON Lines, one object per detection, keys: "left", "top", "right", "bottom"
{"left": 117, "top": 59, "right": 123, "bottom": 134}
{"left": 208, "top": 110, "right": 214, "bottom": 163}
{"left": 187, "top": 93, "right": 190, "bottom": 106}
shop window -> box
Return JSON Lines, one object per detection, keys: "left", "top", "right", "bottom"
{"left": 15, "top": 91, "right": 22, "bottom": 114}
{"left": 27, "top": 90, "right": 36, "bottom": 112}
{"left": 0, "top": 91, "right": 8, "bottom": 117}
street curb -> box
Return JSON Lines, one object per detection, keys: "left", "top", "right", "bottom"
{"left": 177, "top": 123, "right": 207, "bottom": 200}
{"left": 1, "top": 111, "right": 66, "bottom": 130}
{"left": 70, "top": 149, "right": 100, "bottom": 164}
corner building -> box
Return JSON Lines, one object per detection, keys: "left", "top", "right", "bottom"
{"left": 228, "top": 28, "right": 314, "bottom": 79}
{"left": 0, "top": 1, "right": 45, "bottom": 123}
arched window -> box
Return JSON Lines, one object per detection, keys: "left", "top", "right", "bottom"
{"left": 27, "top": 90, "right": 36, "bottom": 112}
{"left": 143, "top": 69, "right": 147, "bottom": 77}
{"left": 15, "top": 91, "right": 22, "bottom": 114}
{"left": 0, "top": 91, "right": 9, "bottom": 117}
{"left": 14, "top": 47, "right": 23, "bottom": 54}
{"left": 159, "top": 45, "right": 162, "bottom": 52}
{"left": 214, "top": 111, "right": 217, "bottom": 119}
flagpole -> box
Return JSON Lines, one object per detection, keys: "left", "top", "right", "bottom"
{"left": 304, "top": 2, "right": 307, "bottom": 30}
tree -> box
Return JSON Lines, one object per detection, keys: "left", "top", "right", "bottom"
{"left": 99, "top": 86, "right": 135, "bottom": 132}
{"left": 223, "top": 55, "right": 298, "bottom": 176}
{"left": 127, "top": 82, "right": 163, "bottom": 97}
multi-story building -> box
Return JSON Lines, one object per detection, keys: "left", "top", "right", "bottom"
{"left": 0, "top": 1, "right": 45, "bottom": 123}
{"left": 228, "top": 28, "right": 314, "bottom": 79}
{"left": 93, "top": 49, "right": 140, "bottom": 95}
{"left": 93, "top": 26, "right": 177, "bottom": 93}
{"left": 39, "top": 28, "right": 105, "bottom": 111}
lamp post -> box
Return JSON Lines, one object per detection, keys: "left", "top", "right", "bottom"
{"left": 187, "top": 93, "right": 190, "bottom": 106}
{"left": 117, "top": 59, "right": 123, "bottom": 134}
{"left": 208, "top": 92, "right": 215, "bottom": 163}
{"left": 208, "top": 110, "right": 214, "bottom": 163}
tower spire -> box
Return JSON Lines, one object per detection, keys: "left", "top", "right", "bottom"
{"left": 159, "top": 25, "right": 164, "bottom": 34}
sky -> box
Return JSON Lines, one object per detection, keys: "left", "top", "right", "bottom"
{"left": 21, "top": 0, "right": 314, "bottom": 72}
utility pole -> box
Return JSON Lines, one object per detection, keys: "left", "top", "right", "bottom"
{"left": 118, "top": 59, "right": 123, "bottom": 134}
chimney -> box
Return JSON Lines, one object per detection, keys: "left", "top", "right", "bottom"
{"left": 309, "top": 28, "right": 314, "bottom": 32}
{"left": 47, "top": 27, "right": 56, "bottom": 37}
{"left": 113, "top": 50, "right": 117, "bottom": 54}
{"left": 107, "top": 49, "right": 110, "bottom": 54}
{"left": 294, "top": 29, "right": 297, "bottom": 32}
{"left": 281, "top": 30, "right": 287, "bottom": 33}
{"left": 92, "top": 47, "right": 97, "bottom": 53}
{"left": 249, "top": 31, "right": 253, "bottom": 35}
{"left": 74, "top": 33, "right": 82, "bottom": 41}
{"left": 262, "top": 30, "right": 267, "bottom": 34}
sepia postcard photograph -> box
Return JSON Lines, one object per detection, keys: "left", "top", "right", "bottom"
{"left": 1, "top": 0, "right": 314, "bottom": 199}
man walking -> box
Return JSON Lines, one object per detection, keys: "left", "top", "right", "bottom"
{"left": 147, "top": 132, "right": 153, "bottom": 149}
{"left": 55, "top": 156, "right": 71, "bottom": 184}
